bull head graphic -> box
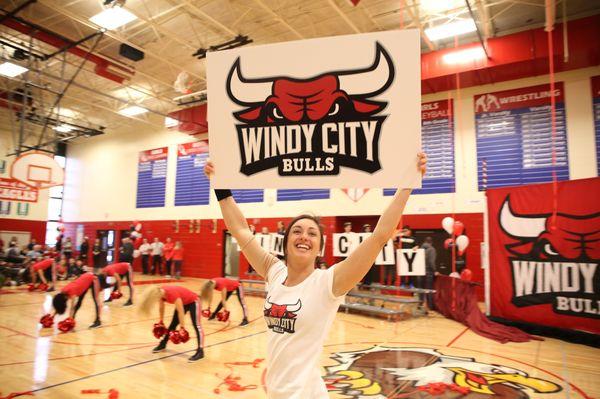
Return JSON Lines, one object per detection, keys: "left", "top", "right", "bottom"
{"left": 264, "top": 297, "right": 302, "bottom": 318}
{"left": 499, "top": 196, "right": 600, "bottom": 261}
{"left": 226, "top": 43, "right": 394, "bottom": 124}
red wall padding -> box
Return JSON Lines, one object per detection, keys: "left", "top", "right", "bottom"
{"left": 0, "top": 219, "right": 46, "bottom": 244}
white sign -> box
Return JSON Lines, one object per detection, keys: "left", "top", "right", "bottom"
{"left": 397, "top": 249, "right": 425, "bottom": 276}
{"left": 375, "top": 239, "right": 396, "bottom": 265}
{"left": 270, "top": 233, "right": 285, "bottom": 256}
{"left": 257, "top": 233, "right": 271, "bottom": 251}
{"left": 333, "top": 233, "right": 358, "bottom": 257}
{"left": 334, "top": 232, "right": 394, "bottom": 265}
{"left": 207, "top": 30, "right": 421, "bottom": 189}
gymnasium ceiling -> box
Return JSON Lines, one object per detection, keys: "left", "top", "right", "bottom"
{"left": 1, "top": 0, "right": 599, "bottom": 154}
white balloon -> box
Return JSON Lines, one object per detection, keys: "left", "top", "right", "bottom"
{"left": 449, "top": 272, "right": 460, "bottom": 278}
{"left": 442, "top": 217, "right": 454, "bottom": 235}
{"left": 135, "top": 223, "right": 142, "bottom": 232}
{"left": 133, "top": 249, "right": 141, "bottom": 258}
{"left": 456, "top": 235, "right": 470, "bottom": 251}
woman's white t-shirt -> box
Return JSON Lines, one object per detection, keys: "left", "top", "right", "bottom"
{"left": 265, "top": 262, "right": 345, "bottom": 399}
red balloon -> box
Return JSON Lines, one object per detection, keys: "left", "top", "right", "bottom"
{"left": 444, "top": 238, "right": 455, "bottom": 249}
{"left": 453, "top": 221, "right": 464, "bottom": 236}
{"left": 460, "top": 269, "right": 472, "bottom": 281}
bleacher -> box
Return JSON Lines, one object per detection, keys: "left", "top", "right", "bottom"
{"left": 240, "top": 278, "right": 435, "bottom": 321}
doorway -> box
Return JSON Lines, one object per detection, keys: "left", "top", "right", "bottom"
{"left": 412, "top": 229, "right": 452, "bottom": 275}
{"left": 222, "top": 231, "right": 239, "bottom": 278}
{"left": 96, "top": 229, "right": 115, "bottom": 266}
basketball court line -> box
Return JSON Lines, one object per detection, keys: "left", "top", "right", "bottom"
{"left": 446, "top": 326, "right": 470, "bottom": 347}
{"left": 28, "top": 330, "right": 267, "bottom": 394}
{"left": 0, "top": 344, "right": 154, "bottom": 367}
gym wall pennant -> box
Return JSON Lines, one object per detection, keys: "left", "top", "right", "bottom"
{"left": 207, "top": 30, "right": 421, "bottom": 189}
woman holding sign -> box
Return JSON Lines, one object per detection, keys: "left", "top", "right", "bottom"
{"left": 204, "top": 152, "right": 426, "bottom": 398}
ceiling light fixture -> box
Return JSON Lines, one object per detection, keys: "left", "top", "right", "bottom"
{"left": 90, "top": 6, "right": 137, "bottom": 30}
{"left": 164, "top": 117, "right": 178, "bottom": 128}
{"left": 119, "top": 105, "right": 148, "bottom": 117}
{"left": 424, "top": 19, "right": 477, "bottom": 41}
{"left": 442, "top": 47, "right": 486, "bottom": 64}
{"left": 54, "top": 124, "right": 74, "bottom": 133}
{"left": 0, "top": 62, "right": 28, "bottom": 77}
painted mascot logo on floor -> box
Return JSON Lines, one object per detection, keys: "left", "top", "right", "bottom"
{"left": 324, "top": 347, "right": 560, "bottom": 398}
{"left": 499, "top": 196, "right": 599, "bottom": 318}
{"left": 226, "top": 43, "right": 394, "bottom": 177}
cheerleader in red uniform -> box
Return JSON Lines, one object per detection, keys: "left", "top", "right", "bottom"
{"left": 200, "top": 277, "right": 249, "bottom": 326}
{"left": 29, "top": 258, "right": 56, "bottom": 292}
{"left": 99, "top": 262, "right": 134, "bottom": 305}
{"left": 52, "top": 272, "right": 102, "bottom": 328}
{"left": 139, "top": 285, "right": 204, "bottom": 362}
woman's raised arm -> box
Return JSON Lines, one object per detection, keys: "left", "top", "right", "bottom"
{"left": 205, "top": 160, "right": 278, "bottom": 279}
{"left": 332, "top": 153, "right": 427, "bottom": 297}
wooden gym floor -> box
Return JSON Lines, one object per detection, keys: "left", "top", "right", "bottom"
{"left": 0, "top": 274, "right": 597, "bottom": 399}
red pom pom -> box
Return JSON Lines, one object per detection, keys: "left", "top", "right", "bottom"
{"left": 169, "top": 330, "right": 182, "bottom": 344}
{"left": 179, "top": 327, "right": 190, "bottom": 343}
{"left": 221, "top": 310, "right": 230, "bottom": 322}
{"left": 202, "top": 309, "right": 211, "bottom": 318}
{"left": 28, "top": 284, "right": 36, "bottom": 292}
{"left": 152, "top": 322, "right": 167, "bottom": 339}
{"left": 110, "top": 291, "right": 123, "bottom": 300}
{"left": 38, "top": 283, "right": 48, "bottom": 291}
{"left": 58, "top": 317, "right": 75, "bottom": 333}
{"left": 40, "top": 314, "right": 54, "bottom": 328}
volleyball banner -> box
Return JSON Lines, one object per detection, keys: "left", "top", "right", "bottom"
{"left": 207, "top": 30, "right": 421, "bottom": 189}
{"left": 487, "top": 177, "right": 600, "bottom": 334}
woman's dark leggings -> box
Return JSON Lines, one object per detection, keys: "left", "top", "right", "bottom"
{"left": 159, "top": 301, "right": 203, "bottom": 350}
{"left": 73, "top": 280, "right": 100, "bottom": 321}
{"left": 211, "top": 287, "right": 248, "bottom": 320}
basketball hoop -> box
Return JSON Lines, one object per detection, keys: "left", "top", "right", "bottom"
{"left": 10, "top": 151, "right": 64, "bottom": 189}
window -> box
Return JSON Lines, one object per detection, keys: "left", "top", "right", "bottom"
{"left": 45, "top": 155, "right": 66, "bottom": 246}
{"left": 0, "top": 201, "right": 10, "bottom": 215}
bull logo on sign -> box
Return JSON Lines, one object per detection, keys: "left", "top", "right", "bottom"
{"left": 226, "top": 43, "right": 395, "bottom": 176}
{"left": 498, "top": 196, "right": 599, "bottom": 317}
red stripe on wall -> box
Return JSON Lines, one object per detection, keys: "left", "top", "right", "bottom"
{"left": 0, "top": 219, "right": 46, "bottom": 244}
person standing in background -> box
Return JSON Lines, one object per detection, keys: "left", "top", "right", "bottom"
{"left": 276, "top": 221, "right": 285, "bottom": 235}
{"left": 399, "top": 226, "right": 418, "bottom": 288}
{"left": 119, "top": 237, "right": 134, "bottom": 264}
{"left": 62, "top": 237, "right": 73, "bottom": 261}
{"left": 361, "top": 224, "right": 378, "bottom": 287}
{"left": 139, "top": 238, "right": 151, "bottom": 275}
{"left": 163, "top": 237, "right": 174, "bottom": 278}
{"left": 418, "top": 236, "right": 437, "bottom": 311}
{"left": 92, "top": 238, "right": 103, "bottom": 272}
{"left": 151, "top": 237, "right": 164, "bottom": 275}
{"left": 79, "top": 236, "right": 89, "bottom": 266}
{"left": 172, "top": 241, "right": 184, "bottom": 279}
{"left": 27, "top": 238, "right": 37, "bottom": 251}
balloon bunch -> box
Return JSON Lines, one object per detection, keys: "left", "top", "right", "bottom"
{"left": 441, "top": 217, "right": 469, "bottom": 256}
{"left": 441, "top": 216, "right": 472, "bottom": 281}
{"left": 129, "top": 220, "right": 144, "bottom": 257}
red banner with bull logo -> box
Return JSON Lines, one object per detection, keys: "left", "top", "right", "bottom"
{"left": 487, "top": 177, "right": 600, "bottom": 334}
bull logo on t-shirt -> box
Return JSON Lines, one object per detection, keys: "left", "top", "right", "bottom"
{"left": 264, "top": 297, "right": 302, "bottom": 334}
